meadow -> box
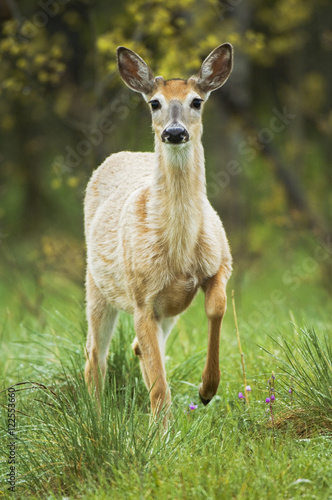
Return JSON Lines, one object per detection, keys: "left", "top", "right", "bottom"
{"left": 1, "top": 236, "right": 332, "bottom": 500}
{"left": 1, "top": 1, "right": 332, "bottom": 498}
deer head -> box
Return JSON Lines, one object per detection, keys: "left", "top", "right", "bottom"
{"left": 117, "top": 44, "right": 233, "bottom": 147}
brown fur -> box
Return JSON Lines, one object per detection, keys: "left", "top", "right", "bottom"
{"left": 84, "top": 44, "right": 234, "bottom": 425}
{"left": 157, "top": 79, "right": 191, "bottom": 99}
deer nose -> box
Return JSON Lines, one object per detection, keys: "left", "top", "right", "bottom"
{"left": 161, "top": 125, "right": 189, "bottom": 144}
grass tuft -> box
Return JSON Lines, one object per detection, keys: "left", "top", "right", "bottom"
{"left": 2, "top": 274, "right": 332, "bottom": 498}
{"left": 265, "top": 327, "right": 332, "bottom": 437}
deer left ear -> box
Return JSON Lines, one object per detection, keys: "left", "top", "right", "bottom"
{"left": 194, "top": 43, "right": 233, "bottom": 94}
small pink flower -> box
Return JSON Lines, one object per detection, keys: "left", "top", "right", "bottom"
{"left": 265, "top": 397, "right": 271, "bottom": 403}
{"left": 289, "top": 389, "right": 292, "bottom": 394}
{"left": 246, "top": 385, "right": 251, "bottom": 392}
{"left": 238, "top": 392, "right": 244, "bottom": 399}
{"left": 271, "top": 394, "right": 275, "bottom": 402}
{"left": 189, "top": 403, "right": 198, "bottom": 410}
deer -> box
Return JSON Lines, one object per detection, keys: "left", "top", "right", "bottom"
{"left": 84, "top": 43, "right": 233, "bottom": 423}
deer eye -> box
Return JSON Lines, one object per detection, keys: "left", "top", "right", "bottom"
{"left": 149, "top": 100, "right": 161, "bottom": 111}
{"left": 191, "top": 98, "right": 203, "bottom": 109}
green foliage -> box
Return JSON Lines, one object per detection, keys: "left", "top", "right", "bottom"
{"left": 1, "top": 316, "right": 332, "bottom": 499}
{"left": 1, "top": 240, "right": 332, "bottom": 498}
{"left": 0, "top": 0, "right": 331, "bottom": 245}
{"left": 95, "top": 0, "right": 323, "bottom": 73}
{"left": 0, "top": 3, "right": 332, "bottom": 494}
{"left": 267, "top": 328, "right": 332, "bottom": 436}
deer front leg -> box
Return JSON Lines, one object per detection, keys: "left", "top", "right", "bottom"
{"left": 199, "top": 266, "right": 228, "bottom": 405}
{"left": 133, "top": 308, "right": 171, "bottom": 418}
{"left": 132, "top": 337, "right": 151, "bottom": 389}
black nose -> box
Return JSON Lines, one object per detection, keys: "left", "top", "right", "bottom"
{"left": 161, "top": 125, "right": 189, "bottom": 144}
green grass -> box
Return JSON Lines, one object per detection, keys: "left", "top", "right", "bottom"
{"left": 1, "top": 239, "right": 332, "bottom": 499}
{"left": 262, "top": 327, "right": 332, "bottom": 437}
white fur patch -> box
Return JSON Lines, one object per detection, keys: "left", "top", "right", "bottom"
{"left": 163, "top": 143, "right": 193, "bottom": 169}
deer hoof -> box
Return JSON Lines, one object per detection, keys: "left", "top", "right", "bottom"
{"left": 199, "top": 393, "right": 211, "bottom": 406}
{"left": 199, "top": 389, "right": 211, "bottom": 406}
{"left": 198, "top": 382, "right": 213, "bottom": 406}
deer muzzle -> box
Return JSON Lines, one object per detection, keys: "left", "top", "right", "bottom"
{"left": 161, "top": 125, "right": 190, "bottom": 144}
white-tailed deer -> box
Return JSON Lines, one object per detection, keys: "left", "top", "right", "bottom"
{"left": 84, "top": 44, "right": 233, "bottom": 420}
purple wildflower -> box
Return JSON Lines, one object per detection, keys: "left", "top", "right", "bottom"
{"left": 271, "top": 394, "right": 275, "bottom": 402}
{"left": 189, "top": 403, "right": 198, "bottom": 410}
{"left": 266, "top": 397, "right": 271, "bottom": 404}
{"left": 289, "top": 389, "right": 292, "bottom": 394}
{"left": 246, "top": 385, "right": 251, "bottom": 392}
{"left": 238, "top": 392, "right": 245, "bottom": 399}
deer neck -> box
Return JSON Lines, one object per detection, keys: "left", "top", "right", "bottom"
{"left": 150, "top": 138, "right": 206, "bottom": 268}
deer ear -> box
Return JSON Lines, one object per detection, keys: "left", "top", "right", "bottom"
{"left": 195, "top": 43, "right": 233, "bottom": 94}
{"left": 117, "top": 47, "right": 155, "bottom": 95}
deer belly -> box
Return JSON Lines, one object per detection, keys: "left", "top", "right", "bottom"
{"left": 155, "top": 277, "right": 199, "bottom": 317}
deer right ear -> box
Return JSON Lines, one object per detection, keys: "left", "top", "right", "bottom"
{"left": 194, "top": 43, "right": 233, "bottom": 94}
{"left": 117, "top": 47, "right": 155, "bottom": 96}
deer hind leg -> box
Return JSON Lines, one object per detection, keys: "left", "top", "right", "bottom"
{"left": 161, "top": 317, "right": 177, "bottom": 356}
{"left": 133, "top": 308, "right": 171, "bottom": 418}
{"left": 84, "top": 270, "right": 118, "bottom": 400}
{"left": 199, "top": 265, "right": 229, "bottom": 405}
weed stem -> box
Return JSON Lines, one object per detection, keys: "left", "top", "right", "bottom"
{"left": 231, "top": 290, "right": 249, "bottom": 405}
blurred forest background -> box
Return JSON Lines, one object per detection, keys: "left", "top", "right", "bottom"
{"left": 0, "top": 0, "right": 331, "bottom": 327}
